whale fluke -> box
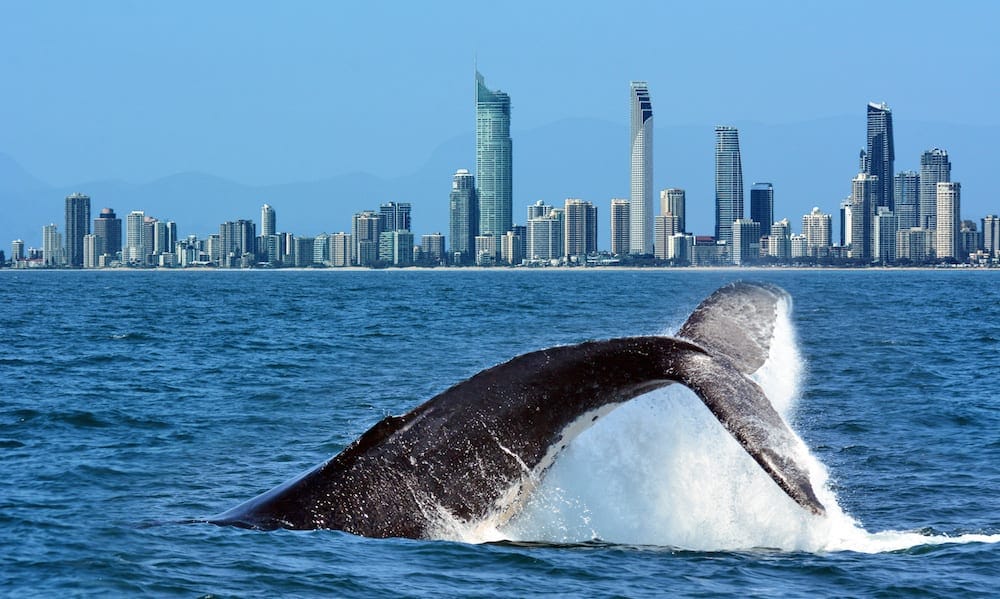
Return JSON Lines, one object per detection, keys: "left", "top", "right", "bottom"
{"left": 209, "top": 282, "right": 824, "bottom": 538}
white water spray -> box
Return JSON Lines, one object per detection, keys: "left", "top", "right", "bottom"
{"left": 438, "top": 295, "right": 999, "bottom": 553}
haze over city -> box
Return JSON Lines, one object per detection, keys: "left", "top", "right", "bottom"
{"left": 2, "top": 0, "right": 998, "bottom": 252}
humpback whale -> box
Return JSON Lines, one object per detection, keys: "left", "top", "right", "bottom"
{"left": 210, "top": 281, "right": 825, "bottom": 538}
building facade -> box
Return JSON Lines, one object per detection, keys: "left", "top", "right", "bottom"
{"left": 750, "top": 183, "right": 773, "bottom": 231}
{"left": 610, "top": 199, "right": 630, "bottom": 256}
{"left": 893, "top": 171, "right": 919, "bottom": 230}
{"left": 563, "top": 199, "right": 597, "bottom": 259}
{"left": 935, "top": 181, "right": 961, "bottom": 260}
{"left": 660, "top": 188, "right": 685, "bottom": 233}
{"left": 476, "top": 71, "right": 512, "bottom": 237}
{"left": 448, "top": 169, "right": 477, "bottom": 264}
{"left": 715, "top": 126, "right": 744, "bottom": 249}
{"left": 865, "top": 102, "right": 894, "bottom": 209}
{"left": 64, "top": 192, "right": 91, "bottom": 267}
{"left": 919, "top": 148, "right": 951, "bottom": 230}
{"left": 629, "top": 81, "right": 653, "bottom": 254}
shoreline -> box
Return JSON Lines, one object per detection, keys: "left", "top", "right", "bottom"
{"left": 3, "top": 265, "right": 997, "bottom": 273}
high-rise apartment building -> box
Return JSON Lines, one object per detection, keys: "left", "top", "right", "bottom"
{"left": 93, "top": 208, "right": 122, "bottom": 259}
{"left": 329, "top": 232, "right": 352, "bottom": 267}
{"left": 919, "top": 148, "right": 951, "bottom": 230}
{"left": 982, "top": 215, "right": 1000, "bottom": 258}
{"left": 802, "top": 207, "right": 832, "bottom": 256}
{"left": 893, "top": 171, "right": 919, "bottom": 230}
{"left": 630, "top": 81, "right": 653, "bottom": 254}
{"left": 865, "top": 102, "right": 894, "bottom": 209}
{"left": 750, "top": 183, "right": 773, "bottom": 230}
{"left": 475, "top": 71, "right": 512, "bottom": 237}
{"left": 768, "top": 219, "right": 791, "bottom": 261}
{"left": 43, "top": 223, "right": 62, "bottom": 266}
{"left": 527, "top": 209, "right": 564, "bottom": 261}
{"left": 849, "top": 173, "right": 877, "bottom": 260}
{"left": 654, "top": 215, "right": 681, "bottom": 260}
{"left": 873, "top": 207, "right": 898, "bottom": 264}
{"left": 64, "top": 192, "right": 91, "bottom": 267}
{"left": 936, "top": 182, "right": 961, "bottom": 260}
{"left": 380, "top": 202, "right": 412, "bottom": 232}
{"left": 124, "top": 210, "right": 145, "bottom": 265}
{"left": 261, "top": 204, "right": 276, "bottom": 237}
{"left": 715, "top": 126, "right": 744, "bottom": 249}
{"left": 610, "top": 199, "right": 630, "bottom": 256}
{"left": 11, "top": 240, "right": 25, "bottom": 263}
{"left": 660, "top": 188, "right": 685, "bottom": 233}
{"left": 448, "top": 169, "right": 478, "bottom": 265}
{"left": 420, "top": 233, "right": 446, "bottom": 265}
{"left": 563, "top": 199, "right": 597, "bottom": 259}
{"left": 352, "top": 211, "right": 382, "bottom": 266}
{"left": 732, "top": 219, "right": 761, "bottom": 266}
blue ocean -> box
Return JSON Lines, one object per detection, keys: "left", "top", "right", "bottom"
{"left": 2, "top": 269, "right": 998, "bottom": 596}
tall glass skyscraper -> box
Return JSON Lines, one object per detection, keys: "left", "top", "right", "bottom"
{"left": 750, "top": 182, "right": 773, "bottom": 229}
{"left": 64, "top": 192, "right": 91, "bottom": 267}
{"left": 448, "top": 169, "right": 477, "bottom": 264}
{"left": 865, "top": 102, "right": 894, "bottom": 209}
{"left": 715, "top": 126, "right": 744, "bottom": 248}
{"left": 475, "top": 71, "right": 512, "bottom": 237}
{"left": 919, "top": 148, "right": 951, "bottom": 230}
{"left": 629, "top": 81, "right": 653, "bottom": 255}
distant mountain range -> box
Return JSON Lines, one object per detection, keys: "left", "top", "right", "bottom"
{"left": 2, "top": 116, "right": 996, "bottom": 252}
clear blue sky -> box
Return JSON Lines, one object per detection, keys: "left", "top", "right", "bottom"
{"left": 2, "top": 0, "right": 998, "bottom": 187}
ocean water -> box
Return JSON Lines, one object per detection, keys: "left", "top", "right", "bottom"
{"left": 2, "top": 269, "right": 998, "bottom": 597}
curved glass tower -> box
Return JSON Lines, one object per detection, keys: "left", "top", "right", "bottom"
{"left": 865, "top": 102, "right": 894, "bottom": 210}
{"left": 630, "top": 81, "right": 653, "bottom": 255}
{"left": 475, "top": 71, "right": 512, "bottom": 237}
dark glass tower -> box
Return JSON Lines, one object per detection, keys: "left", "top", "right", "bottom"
{"left": 448, "top": 169, "right": 478, "bottom": 265}
{"left": 379, "top": 202, "right": 412, "bottom": 232}
{"left": 93, "top": 208, "right": 122, "bottom": 258}
{"left": 64, "top": 192, "right": 91, "bottom": 267}
{"left": 715, "top": 126, "right": 744, "bottom": 248}
{"left": 475, "top": 71, "right": 512, "bottom": 237}
{"left": 865, "top": 102, "right": 894, "bottom": 210}
{"left": 894, "top": 171, "right": 919, "bottom": 230}
{"left": 750, "top": 183, "right": 774, "bottom": 229}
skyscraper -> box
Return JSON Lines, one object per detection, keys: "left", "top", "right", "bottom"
{"left": 660, "top": 188, "right": 685, "bottom": 233}
{"left": 125, "top": 210, "right": 145, "bottom": 265}
{"left": 563, "top": 199, "right": 597, "bottom": 259}
{"left": 261, "top": 204, "right": 276, "bottom": 237}
{"left": 475, "top": 71, "right": 512, "bottom": 237}
{"left": 64, "top": 192, "right": 91, "bottom": 267}
{"left": 352, "top": 210, "right": 382, "bottom": 266}
{"left": 750, "top": 183, "right": 773, "bottom": 229}
{"left": 893, "top": 171, "right": 919, "bottom": 230}
{"left": 849, "top": 173, "right": 877, "bottom": 260}
{"left": 629, "top": 81, "right": 653, "bottom": 255}
{"left": 448, "top": 169, "right": 478, "bottom": 265}
{"left": 93, "top": 208, "right": 122, "bottom": 259}
{"left": 873, "top": 207, "right": 898, "bottom": 264}
{"left": 865, "top": 102, "right": 894, "bottom": 209}
{"left": 43, "top": 223, "right": 62, "bottom": 267}
{"left": 919, "top": 148, "right": 951, "bottom": 230}
{"left": 983, "top": 215, "right": 1000, "bottom": 258}
{"left": 715, "top": 126, "right": 744, "bottom": 248}
{"left": 935, "top": 182, "right": 961, "bottom": 260}
{"left": 610, "top": 199, "right": 630, "bottom": 256}
{"left": 732, "top": 219, "right": 761, "bottom": 266}
{"left": 802, "top": 207, "right": 832, "bottom": 256}
{"left": 380, "top": 202, "right": 412, "bottom": 232}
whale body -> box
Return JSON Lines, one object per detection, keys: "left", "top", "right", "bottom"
{"left": 210, "top": 282, "right": 825, "bottom": 538}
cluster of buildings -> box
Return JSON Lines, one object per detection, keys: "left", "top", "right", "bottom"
{"left": 6, "top": 73, "right": 1000, "bottom": 269}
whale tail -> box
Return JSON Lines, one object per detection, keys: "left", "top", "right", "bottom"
{"left": 677, "top": 281, "right": 824, "bottom": 516}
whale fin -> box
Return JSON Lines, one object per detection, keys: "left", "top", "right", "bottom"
{"left": 677, "top": 281, "right": 788, "bottom": 375}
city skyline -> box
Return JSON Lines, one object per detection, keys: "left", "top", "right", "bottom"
{"left": 3, "top": 2, "right": 999, "bottom": 251}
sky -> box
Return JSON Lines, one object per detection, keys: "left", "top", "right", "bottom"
{"left": 2, "top": 1, "right": 999, "bottom": 234}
